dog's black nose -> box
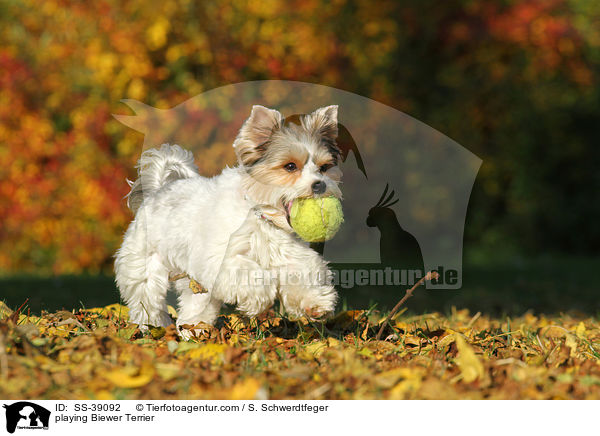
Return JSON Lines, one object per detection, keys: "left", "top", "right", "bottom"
{"left": 311, "top": 180, "right": 326, "bottom": 194}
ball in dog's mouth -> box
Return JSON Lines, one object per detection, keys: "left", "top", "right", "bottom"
{"left": 286, "top": 197, "right": 344, "bottom": 243}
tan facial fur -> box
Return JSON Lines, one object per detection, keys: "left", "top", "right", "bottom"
{"left": 235, "top": 105, "right": 343, "bottom": 209}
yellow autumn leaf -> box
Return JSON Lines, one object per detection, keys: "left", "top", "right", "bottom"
{"left": 394, "top": 321, "right": 409, "bottom": 330}
{"left": 298, "top": 341, "right": 327, "bottom": 361}
{"left": 18, "top": 314, "right": 42, "bottom": 325}
{"left": 86, "top": 304, "right": 129, "bottom": 319}
{"left": 375, "top": 368, "right": 423, "bottom": 389}
{"left": 95, "top": 390, "right": 115, "bottom": 400}
{"left": 127, "top": 78, "right": 146, "bottom": 100}
{"left": 326, "top": 337, "right": 341, "bottom": 347}
{"left": 544, "top": 325, "right": 568, "bottom": 338}
{"left": 146, "top": 18, "right": 171, "bottom": 50}
{"left": 46, "top": 326, "right": 71, "bottom": 338}
{"left": 437, "top": 331, "right": 458, "bottom": 349}
{"left": 103, "top": 364, "right": 155, "bottom": 388}
{"left": 149, "top": 326, "right": 166, "bottom": 340}
{"left": 454, "top": 335, "right": 485, "bottom": 383}
{"left": 230, "top": 378, "right": 266, "bottom": 400}
{"left": 297, "top": 339, "right": 343, "bottom": 362}
{"left": 155, "top": 363, "right": 183, "bottom": 382}
{"left": 404, "top": 335, "right": 422, "bottom": 346}
{"left": 358, "top": 347, "right": 374, "bottom": 358}
{"left": 0, "top": 301, "right": 13, "bottom": 320}
{"left": 575, "top": 322, "right": 586, "bottom": 339}
{"left": 389, "top": 378, "right": 423, "bottom": 399}
{"left": 167, "top": 305, "right": 178, "bottom": 319}
{"left": 565, "top": 333, "right": 578, "bottom": 357}
{"left": 104, "top": 303, "right": 130, "bottom": 315}
{"left": 248, "top": 349, "right": 262, "bottom": 367}
{"left": 186, "top": 344, "right": 228, "bottom": 364}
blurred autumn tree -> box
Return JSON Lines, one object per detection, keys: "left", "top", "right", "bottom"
{"left": 0, "top": 0, "right": 598, "bottom": 274}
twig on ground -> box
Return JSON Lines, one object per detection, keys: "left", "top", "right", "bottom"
{"left": 375, "top": 271, "right": 440, "bottom": 341}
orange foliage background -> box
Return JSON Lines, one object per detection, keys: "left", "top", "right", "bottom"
{"left": 1, "top": 0, "right": 598, "bottom": 274}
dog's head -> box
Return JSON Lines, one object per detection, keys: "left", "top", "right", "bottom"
{"left": 234, "top": 105, "right": 342, "bottom": 222}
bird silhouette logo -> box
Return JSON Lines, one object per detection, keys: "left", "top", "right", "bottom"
{"left": 367, "top": 184, "right": 424, "bottom": 274}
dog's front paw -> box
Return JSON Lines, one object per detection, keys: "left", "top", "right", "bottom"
{"left": 129, "top": 311, "right": 173, "bottom": 331}
{"left": 280, "top": 285, "right": 337, "bottom": 320}
{"left": 304, "top": 293, "right": 336, "bottom": 320}
{"left": 304, "top": 305, "right": 334, "bottom": 320}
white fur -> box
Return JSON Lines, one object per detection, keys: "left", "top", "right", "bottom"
{"left": 115, "top": 139, "right": 339, "bottom": 338}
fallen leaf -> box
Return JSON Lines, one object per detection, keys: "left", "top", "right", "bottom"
{"left": 0, "top": 301, "right": 14, "bottom": 320}
{"left": 454, "top": 335, "right": 485, "bottom": 383}
{"left": 186, "top": 343, "right": 228, "bottom": 364}
{"left": 103, "top": 364, "right": 154, "bottom": 388}
{"left": 149, "top": 326, "right": 166, "bottom": 340}
{"left": 298, "top": 341, "right": 327, "bottom": 361}
{"left": 230, "top": 378, "right": 266, "bottom": 400}
{"left": 374, "top": 368, "right": 422, "bottom": 389}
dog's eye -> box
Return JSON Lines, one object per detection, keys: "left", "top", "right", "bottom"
{"left": 284, "top": 162, "right": 298, "bottom": 172}
{"left": 320, "top": 163, "right": 334, "bottom": 173}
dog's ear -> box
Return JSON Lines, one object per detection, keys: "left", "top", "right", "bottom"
{"left": 308, "top": 105, "right": 338, "bottom": 141}
{"left": 307, "top": 105, "right": 339, "bottom": 154}
{"left": 234, "top": 105, "right": 283, "bottom": 167}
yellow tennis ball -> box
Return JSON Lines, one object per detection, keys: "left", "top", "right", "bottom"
{"left": 289, "top": 197, "right": 344, "bottom": 243}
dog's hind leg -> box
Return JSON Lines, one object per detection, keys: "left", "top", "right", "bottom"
{"left": 115, "top": 226, "right": 172, "bottom": 328}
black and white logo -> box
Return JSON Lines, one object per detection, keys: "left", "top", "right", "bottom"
{"left": 3, "top": 402, "right": 50, "bottom": 434}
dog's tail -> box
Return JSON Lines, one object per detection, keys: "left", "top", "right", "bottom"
{"left": 126, "top": 143, "right": 199, "bottom": 214}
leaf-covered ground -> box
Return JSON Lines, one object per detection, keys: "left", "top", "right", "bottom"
{"left": 1, "top": 302, "right": 599, "bottom": 399}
